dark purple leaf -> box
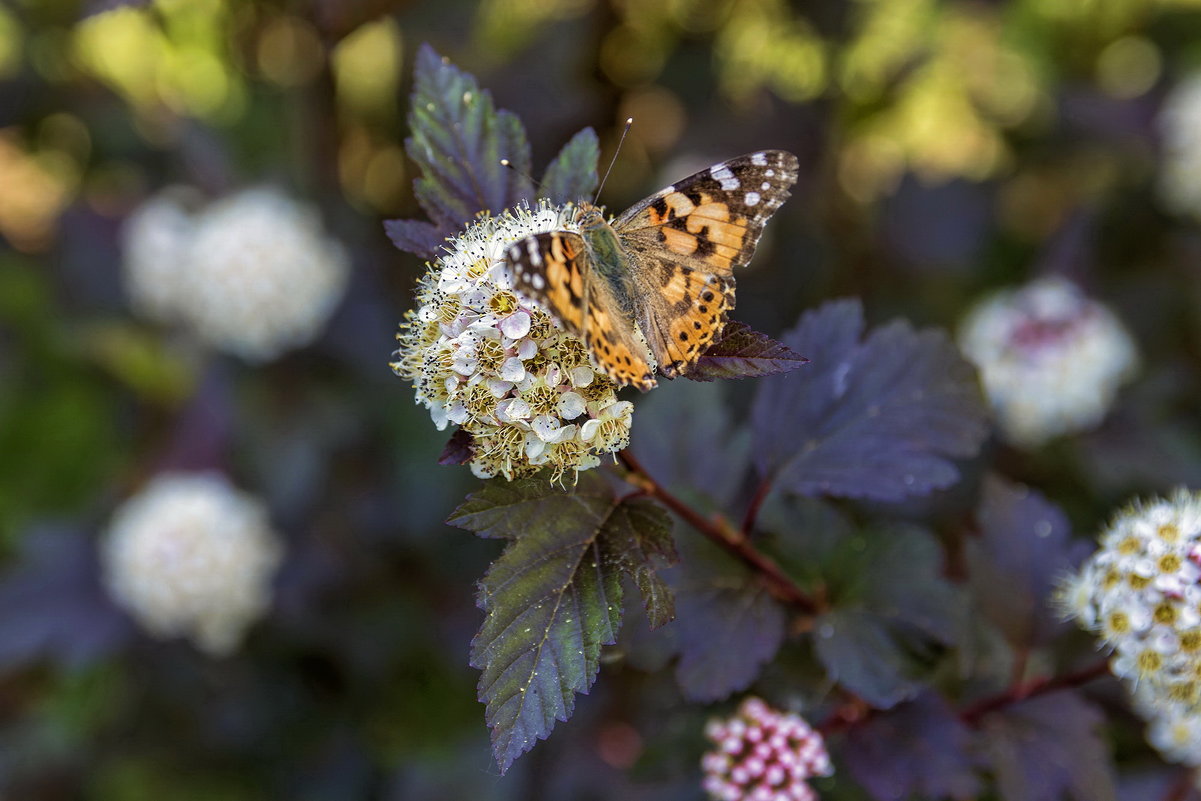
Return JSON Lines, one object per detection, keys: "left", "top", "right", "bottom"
{"left": 751, "top": 299, "right": 988, "bottom": 501}
{"left": 389, "top": 44, "right": 533, "bottom": 256}
{"left": 451, "top": 474, "right": 675, "bottom": 773}
{"left": 673, "top": 578, "right": 785, "bottom": 702}
{"left": 438, "top": 429, "right": 474, "bottom": 466}
{"left": 540, "top": 128, "right": 599, "bottom": 205}
{"left": 980, "top": 691, "right": 1116, "bottom": 801}
{"left": 843, "top": 692, "right": 980, "bottom": 801}
{"left": 383, "top": 219, "right": 445, "bottom": 261}
{"left": 810, "top": 526, "right": 961, "bottom": 708}
{"left": 0, "top": 525, "right": 132, "bottom": 670}
{"left": 967, "top": 476, "right": 1090, "bottom": 649}
{"left": 630, "top": 381, "right": 750, "bottom": 509}
{"left": 685, "top": 321, "right": 809, "bottom": 382}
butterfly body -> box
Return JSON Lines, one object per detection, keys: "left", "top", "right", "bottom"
{"left": 506, "top": 150, "right": 799, "bottom": 391}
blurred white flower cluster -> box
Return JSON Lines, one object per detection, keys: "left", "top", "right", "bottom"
{"left": 122, "top": 187, "right": 349, "bottom": 362}
{"left": 1159, "top": 73, "right": 1201, "bottom": 218}
{"left": 1061, "top": 490, "right": 1201, "bottom": 768}
{"left": 390, "top": 201, "right": 633, "bottom": 482}
{"left": 102, "top": 472, "right": 283, "bottom": 656}
{"left": 701, "top": 697, "right": 832, "bottom": 801}
{"left": 958, "top": 276, "right": 1137, "bottom": 447}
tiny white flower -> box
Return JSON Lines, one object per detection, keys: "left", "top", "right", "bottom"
{"left": 500, "top": 311, "right": 531, "bottom": 339}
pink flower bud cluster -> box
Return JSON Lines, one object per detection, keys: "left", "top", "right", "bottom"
{"left": 701, "top": 697, "right": 832, "bottom": 801}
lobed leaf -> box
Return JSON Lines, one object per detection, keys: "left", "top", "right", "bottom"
{"left": 453, "top": 475, "right": 675, "bottom": 772}
{"left": 540, "top": 128, "right": 600, "bottom": 205}
{"left": 751, "top": 299, "right": 989, "bottom": 501}
{"left": 967, "top": 475, "right": 1090, "bottom": 649}
{"left": 386, "top": 45, "right": 534, "bottom": 257}
{"left": 809, "top": 526, "right": 962, "bottom": 708}
{"left": 980, "top": 691, "right": 1116, "bottom": 801}
{"left": 383, "top": 219, "right": 444, "bottom": 260}
{"left": 673, "top": 578, "right": 785, "bottom": 702}
{"left": 686, "top": 321, "right": 809, "bottom": 382}
{"left": 843, "top": 692, "right": 980, "bottom": 801}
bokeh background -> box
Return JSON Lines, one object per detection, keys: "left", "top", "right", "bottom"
{"left": 5, "top": 0, "right": 1201, "bottom": 798}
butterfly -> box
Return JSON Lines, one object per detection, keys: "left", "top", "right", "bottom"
{"left": 505, "top": 150, "right": 799, "bottom": 391}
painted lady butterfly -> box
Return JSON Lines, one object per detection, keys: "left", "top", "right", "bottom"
{"left": 506, "top": 150, "right": 799, "bottom": 390}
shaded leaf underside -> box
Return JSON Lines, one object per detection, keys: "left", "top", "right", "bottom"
{"left": 687, "top": 321, "right": 808, "bottom": 382}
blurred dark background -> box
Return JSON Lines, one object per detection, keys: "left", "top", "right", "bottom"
{"left": 4, "top": 0, "right": 1201, "bottom": 798}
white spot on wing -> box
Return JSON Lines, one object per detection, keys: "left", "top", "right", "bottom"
{"left": 745, "top": 191, "right": 761, "bottom": 206}
{"left": 531, "top": 273, "right": 545, "bottom": 290}
{"left": 751, "top": 153, "right": 768, "bottom": 166}
{"left": 765, "top": 169, "right": 775, "bottom": 177}
{"left": 761, "top": 181, "right": 770, "bottom": 190}
{"left": 710, "top": 165, "right": 740, "bottom": 191}
{"left": 526, "top": 238, "right": 542, "bottom": 267}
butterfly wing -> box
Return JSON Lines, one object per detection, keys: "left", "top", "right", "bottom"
{"left": 506, "top": 231, "right": 658, "bottom": 390}
{"left": 614, "top": 150, "right": 799, "bottom": 377}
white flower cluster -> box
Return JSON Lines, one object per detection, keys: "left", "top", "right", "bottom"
{"left": 1061, "top": 490, "right": 1201, "bottom": 768}
{"left": 122, "top": 187, "right": 350, "bottom": 362}
{"left": 102, "top": 472, "right": 283, "bottom": 656}
{"left": 958, "top": 276, "right": 1137, "bottom": 447}
{"left": 1159, "top": 73, "right": 1201, "bottom": 218}
{"left": 701, "top": 697, "right": 832, "bottom": 801}
{"left": 391, "top": 201, "right": 633, "bottom": 482}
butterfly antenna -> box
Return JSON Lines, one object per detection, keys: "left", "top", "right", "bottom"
{"left": 500, "top": 158, "right": 540, "bottom": 191}
{"left": 594, "top": 117, "right": 633, "bottom": 203}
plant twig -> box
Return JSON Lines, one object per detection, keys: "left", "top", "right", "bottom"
{"left": 740, "top": 475, "right": 774, "bottom": 536}
{"left": 959, "top": 659, "right": 1111, "bottom": 725}
{"left": 616, "top": 450, "right": 817, "bottom": 613}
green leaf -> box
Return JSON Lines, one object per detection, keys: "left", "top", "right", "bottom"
{"left": 452, "top": 475, "right": 675, "bottom": 773}
{"left": 598, "top": 495, "right": 677, "bottom": 629}
{"left": 390, "top": 45, "right": 534, "bottom": 257}
{"left": 446, "top": 478, "right": 561, "bottom": 539}
{"left": 540, "top": 128, "right": 599, "bottom": 205}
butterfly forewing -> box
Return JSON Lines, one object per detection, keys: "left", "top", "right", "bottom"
{"left": 615, "top": 150, "right": 799, "bottom": 376}
{"left": 506, "top": 231, "right": 658, "bottom": 390}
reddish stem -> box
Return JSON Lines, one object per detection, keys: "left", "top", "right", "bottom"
{"left": 616, "top": 450, "right": 816, "bottom": 612}
{"left": 1162, "top": 768, "right": 1198, "bottom": 801}
{"left": 740, "top": 475, "right": 774, "bottom": 536}
{"left": 959, "top": 659, "right": 1112, "bottom": 725}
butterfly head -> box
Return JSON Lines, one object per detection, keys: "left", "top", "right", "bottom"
{"left": 572, "top": 202, "right": 609, "bottom": 232}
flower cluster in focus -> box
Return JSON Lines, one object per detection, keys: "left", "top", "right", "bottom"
{"left": 1159, "top": 73, "right": 1201, "bottom": 218}
{"left": 391, "top": 201, "right": 633, "bottom": 481}
{"left": 957, "top": 276, "right": 1137, "bottom": 447}
{"left": 1061, "top": 490, "right": 1201, "bottom": 768}
{"left": 701, "top": 697, "right": 832, "bottom": 801}
{"left": 102, "top": 472, "right": 283, "bottom": 656}
{"left": 122, "top": 186, "right": 350, "bottom": 362}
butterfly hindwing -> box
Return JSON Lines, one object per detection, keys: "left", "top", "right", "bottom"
{"left": 506, "top": 231, "right": 658, "bottom": 390}
{"left": 616, "top": 150, "right": 798, "bottom": 376}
